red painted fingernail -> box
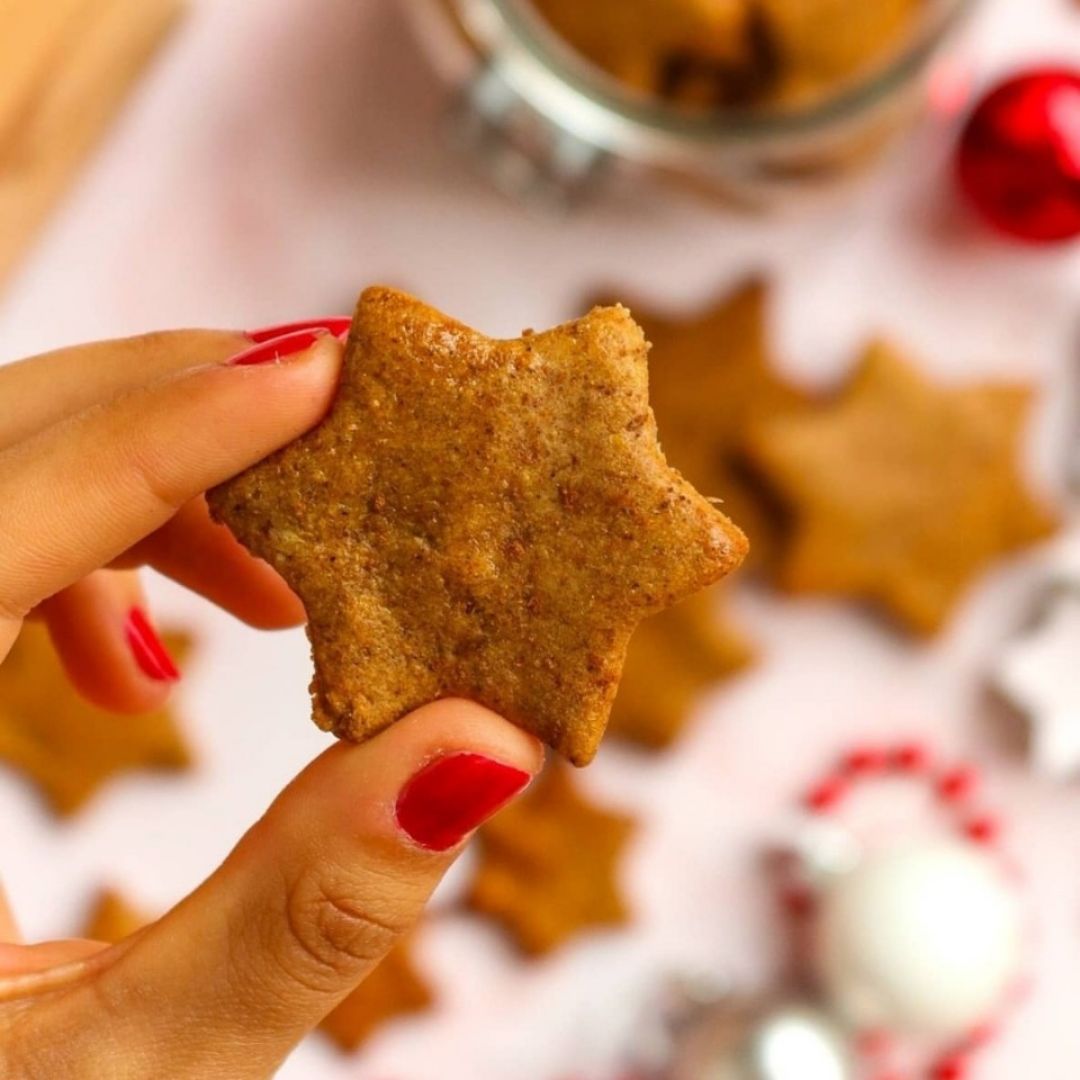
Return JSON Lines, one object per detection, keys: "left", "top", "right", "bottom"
{"left": 124, "top": 608, "right": 180, "bottom": 683}
{"left": 395, "top": 752, "right": 532, "bottom": 852}
{"left": 247, "top": 317, "right": 351, "bottom": 343}
{"left": 227, "top": 327, "right": 329, "bottom": 366}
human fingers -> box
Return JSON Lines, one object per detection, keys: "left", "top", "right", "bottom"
{"left": 0, "top": 318, "right": 349, "bottom": 449}
{"left": 0, "top": 331, "right": 342, "bottom": 629}
{"left": 118, "top": 499, "right": 306, "bottom": 630}
{"left": 7, "top": 700, "right": 542, "bottom": 1078}
{"left": 38, "top": 571, "right": 178, "bottom": 715}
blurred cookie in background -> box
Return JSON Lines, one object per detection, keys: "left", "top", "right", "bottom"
{"left": 761, "top": 0, "right": 923, "bottom": 103}
{"left": 530, "top": 0, "right": 925, "bottom": 109}
{"left": 744, "top": 341, "right": 1059, "bottom": 636}
{"left": 320, "top": 935, "right": 433, "bottom": 1053}
{"left": 0, "top": 623, "right": 194, "bottom": 815}
{"left": 467, "top": 764, "right": 634, "bottom": 955}
{"left": 531, "top": 0, "right": 769, "bottom": 105}
{"left": 82, "top": 889, "right": 151, "bottom": 944}
{"left": 610, "top": 589, "right": 756, "bottom": 750}
{"left": 605, "top": 280, "right": 810, "bottom": 569}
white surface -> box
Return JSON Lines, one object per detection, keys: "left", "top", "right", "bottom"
{"left": 2, "top": 0, "right": 1080, "bottom": 1077}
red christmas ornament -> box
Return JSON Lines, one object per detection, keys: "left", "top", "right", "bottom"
{"left": 956, "top": 68, "right": 1080, "bottom": 243}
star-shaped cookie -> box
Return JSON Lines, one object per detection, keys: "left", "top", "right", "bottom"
{"left": 466, "top": 763, "right": 633, "bottom": 954}
{"left": 612, "top": 280, "right": 809, "bottom": 569}
{"left": 209, "top": 287, "right": 746, "bottom": 766}
{"left": 320, "top": 935, "right": 433, "bottom": 1052}
{"left": 744, "top": 342, "right": 1058, "bottom": 635}
{"left": 0, "top": 624, "right": 193, "bottom": 815}
{"left": 609, "top": 589, "right": 755, "bottom": 749}
{"left": 82, "top": 889, "right": 150, "bottom": 943}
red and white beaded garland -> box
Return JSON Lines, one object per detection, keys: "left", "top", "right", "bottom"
{"left": 778, "top": 741, "right": 1027, "bottom": 1080}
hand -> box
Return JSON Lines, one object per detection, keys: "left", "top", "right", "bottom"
{"left": 0, "top": 325, "right": 542, "bottom": 1078}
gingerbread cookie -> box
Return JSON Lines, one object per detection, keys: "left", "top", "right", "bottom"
{"left": 467, "top": 763, "right": 633, "bottom": 954}
{"left": 209, "top": 287, "right": 746, "bottom": 766}
{"left": 744, "top": 341, "right": 1058, "bottom": 635}
{"left": 82, "top": 889, "right": 150, "bottom": 943}
{"left": 608, "top": 280, "right": 807, "bottom": 568}
{"left": 610, "top": 589, "right": 754, "bottom": 749}
{"left": 0, "top": 624, "right": 193, "bottom": 815}
{"left": 320, "top": 936, "right": 433, "bottom": 1052}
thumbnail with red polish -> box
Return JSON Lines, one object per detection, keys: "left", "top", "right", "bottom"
{"left": 228, "top": 327, "right": 329, "bottom": 367}
{"left": 395, "top": 752, "right": 531, "bottom": 852}
{"left": 125, "top": 608, "right": 180, "bottom": 683}
{"left": 247, "top": 317, "right": 352, "bottom": 343}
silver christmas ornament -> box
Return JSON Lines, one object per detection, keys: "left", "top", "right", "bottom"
{"left": 667, "top": 998, "right": 855, "bottom": 1080}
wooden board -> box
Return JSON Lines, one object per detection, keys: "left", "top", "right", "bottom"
{"left": 0, "top": 0, "right": 183, "bottom": 288}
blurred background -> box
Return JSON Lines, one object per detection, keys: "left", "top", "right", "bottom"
{"left": 1, "top": 0, "right": 1080, "bottom": 1077}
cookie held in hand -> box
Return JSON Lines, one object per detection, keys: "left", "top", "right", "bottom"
{"left": 209, "top": 288, "right": 747, "bottom": 765}
{"left": 744, "top": 341, "right": 1058, "bottom": 635}
{"left": 607, "top": 280, "right": 809, "bottom": 569}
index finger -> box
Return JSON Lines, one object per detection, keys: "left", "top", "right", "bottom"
{"left": 0, "top": 332, "right": 342, "bottom": 624}
{"left": 0, "top": 330, "right": 250, "bottom": 448}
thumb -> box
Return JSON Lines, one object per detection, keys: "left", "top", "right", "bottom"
{"left": 40, "top": 700, "right": 542, "bottom": 1078}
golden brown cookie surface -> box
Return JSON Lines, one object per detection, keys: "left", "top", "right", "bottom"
{"left": 530, "top": 0, "right": 923, "bottom": 109}
{"left": 209, "top": 287, "right": 747, "bottom": 766}
{"left": 320, "top": 936, "right": 432, "bottom": 1052}
{"left": 467, "top": 764, "right": 633, "bottom": 954}
{"left": 610, "top": 589, "right": 755, "bottom": 749}
{"left": 82, "top": 889, "right": 150, "bottom": 944}
{"left": 744, "top": 342, "right": 1058, "bottom": 635}
{"left": 531, "top": 0, "right": 769, "bottom": 106}
{"left": 761, "top": 0, "right": 922, "bottom": 102}
{"left": 0, "top": 624, "right": 193, "bottom": 815}
{"left": 615, "top": 280, "right": 807, "bottom": 568}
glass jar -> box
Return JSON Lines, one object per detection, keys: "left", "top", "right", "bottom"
{"left": 406, "top": 0, "right": 975, "bottom": 209}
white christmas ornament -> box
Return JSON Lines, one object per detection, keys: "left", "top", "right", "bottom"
{"left": 815, "top": 840, "right": 1023, "bottom": 1038}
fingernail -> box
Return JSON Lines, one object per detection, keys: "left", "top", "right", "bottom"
{"left": 247, "top": 317, "right": 351, "bottom": 343}
{"left": 395, "top": 752, "right": 532, "bottom": 852}
{"left": 227, "top": 327, "right": 330, "bottom": 367}
{"left": 124, "top": 608, "right": 180, "bottom": 683}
